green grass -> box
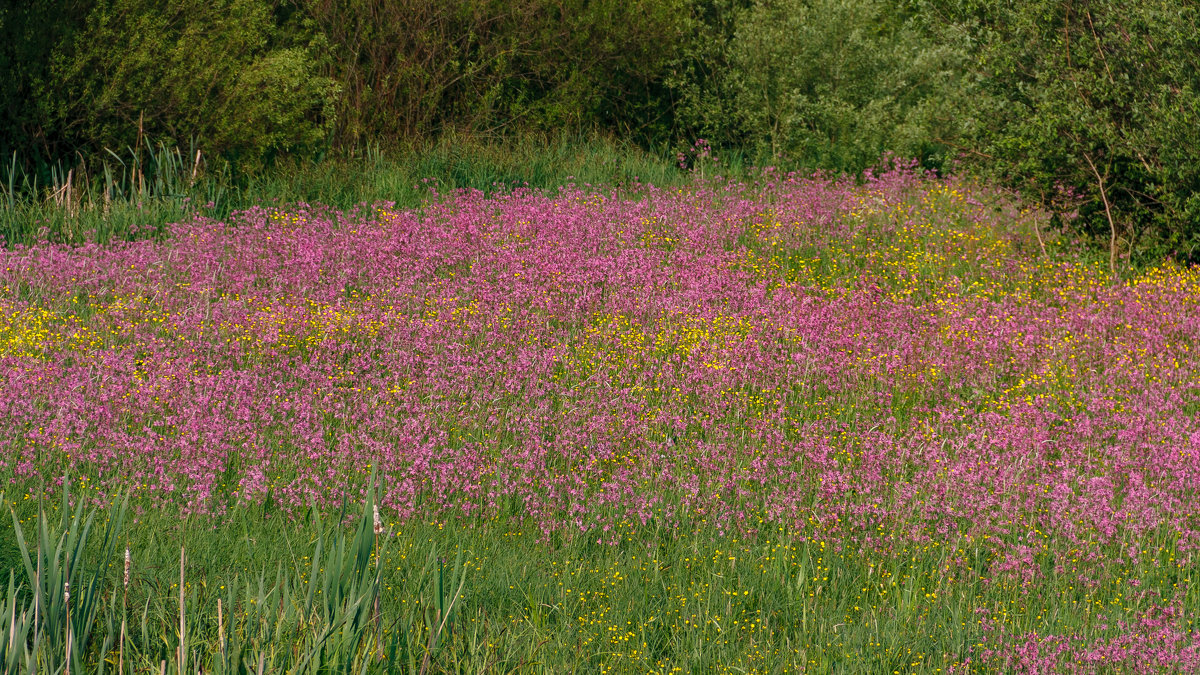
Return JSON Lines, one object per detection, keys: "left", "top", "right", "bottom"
{"left": 5, "top": 481, "right": 1195, "bottom": 674}
{"left": 1, "top": 133, "right": 687, "bottom": 248}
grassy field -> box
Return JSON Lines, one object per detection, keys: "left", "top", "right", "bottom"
{"left": 1, "top": 135, "right": 688, "bottom": 249}
{"left": 3, "top": 160, "right": 1200, "bottom": 673}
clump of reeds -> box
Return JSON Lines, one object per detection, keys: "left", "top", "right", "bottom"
{"left": 2, "top": 483, "right": 468, "bottom": 674}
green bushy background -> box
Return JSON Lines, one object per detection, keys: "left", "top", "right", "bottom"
{"left": 2, "top": 0, "right": 1198, "bottom": 261}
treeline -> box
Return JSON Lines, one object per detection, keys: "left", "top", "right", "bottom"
{"left": 2, "top": 0, "right": 1198, "bottom": 262}
{"left": 1, "top": 0, "right": 686, "bottom": 166}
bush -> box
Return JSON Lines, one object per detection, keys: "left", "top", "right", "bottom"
{"left": 924, "top": 0, "right": 1200, "bottom": 266}
{"left": 5, "top": 0, "right": 686, "bottom": 169}
{"left": 0, "top": 0, "right": 91, "bottom": 161}
{"left": 8, "top": 0, "right": 336, "bottom": 169}
{"left": 304, "top": 0, "right": 687, "bottom": 148}
{"left": 670, "top": 0, "right": 965, "bottom": 173}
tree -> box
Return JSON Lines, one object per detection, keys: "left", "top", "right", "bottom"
{"left": 925, "top": 0, "right": 1200, "bottom": 268}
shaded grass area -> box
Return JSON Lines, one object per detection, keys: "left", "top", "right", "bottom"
{"left": 1, "top": 134, "right": 687, "bottom": 248}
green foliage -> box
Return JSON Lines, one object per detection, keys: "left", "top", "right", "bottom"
{"left": 492, "top": 0, "right": 687, "bottom": 141}
{"left": 663, "top": 0, "right": 752, "bottom": 148}
{"left": 0, "top": 0, "right": 91, "bottom": 161}
{"left": 3, "top": 482, "right": 472, "bottom": 674}
{"left": 0, "top": 139, "right": 228, "bottom": 246}
{"left": 922, "top": 0, "right": 1200, "bottom": 265}
{"left": 669, "top": 0, "right": 966, "bottom": 173}
{"left": 6, "top": 0, "right": 685, "bottom": 169}
{"left": 6, "top": 479, "right": 1196, "bottom": 673}
{"left": 304, "top": 0, "right": 687, "bottom": 147}
{"left": 303, "top": 0, "right": 514, "bottom": 145}
{"left": 9, "top": 0, "right": 336, "bottom": 169}
{"left": 5, "top": 488, "right": 127, "bottom": 671}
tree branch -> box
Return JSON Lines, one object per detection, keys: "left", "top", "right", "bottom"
{"left": 1081, "top": 150, "right": 1119, "bottom": 278}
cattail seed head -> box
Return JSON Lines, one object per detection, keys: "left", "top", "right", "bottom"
{"left": 373, "top": 505, "right": 384, "bottom": 536}
{"left": 124, "top": 548, "right": 131, "bottom": 588}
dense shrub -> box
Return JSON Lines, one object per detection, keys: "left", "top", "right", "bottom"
{"left": 3, "top": 0, "right": 337, "bottom": 169}
{"left": 0, "top": 0, "right": 91, "bottom": 161}
{"left": 1, "top": 0, "right": 687, "bottom": 164}
{"left": 669, "top": 0, "right": 965, "bottom": 172}
{"left": 304, "top": 0, "right": 687, "bottom": 148}
{"left": 922, "top": 0, "right": 1200, "bottom": 265}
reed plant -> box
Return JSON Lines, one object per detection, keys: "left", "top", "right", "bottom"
{"left": 0, "top": 134, "right": 684, "bottom": 249}
{"left": 3, "top": 483, "right": 470, "bottom": 674}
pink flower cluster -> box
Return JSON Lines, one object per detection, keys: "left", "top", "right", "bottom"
{"left": 1, "top": 166, "right": 1198, "bottom": 567}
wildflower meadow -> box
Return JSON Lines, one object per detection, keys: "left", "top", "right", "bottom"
{"left": 3, "top": 165, "right": 1200, "bottom": 672}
